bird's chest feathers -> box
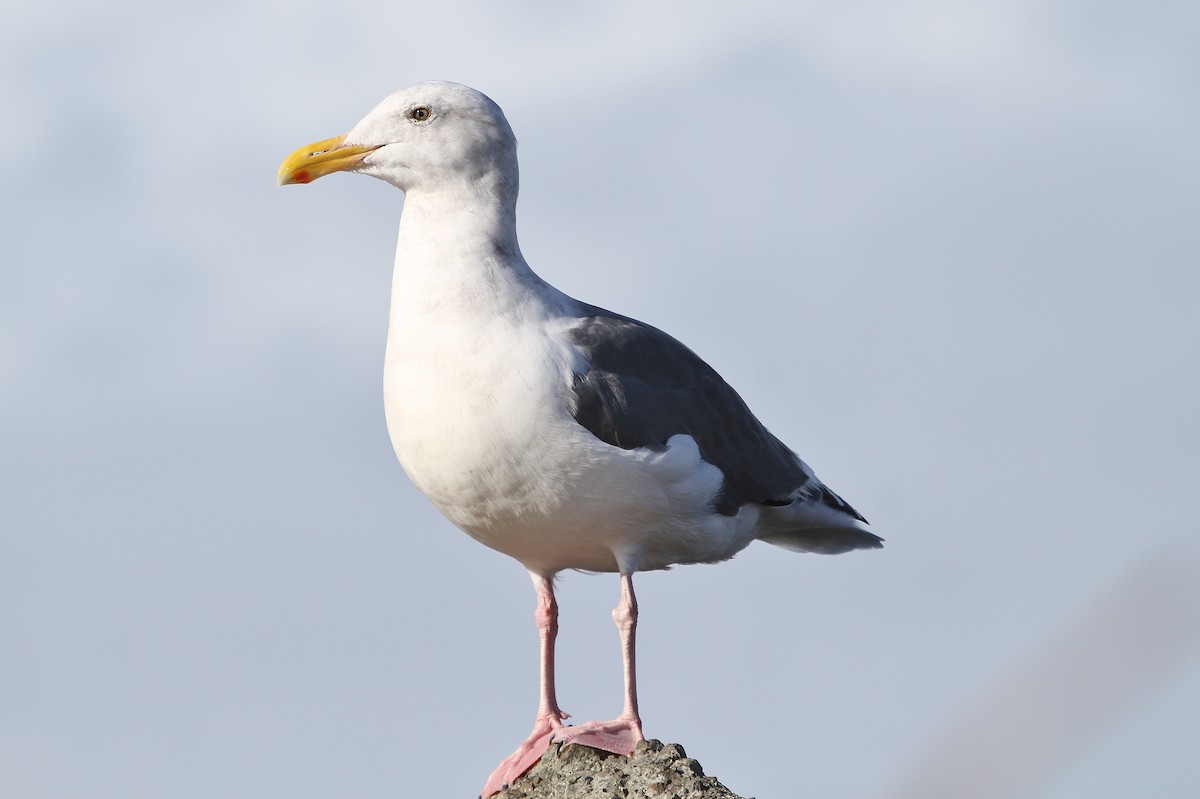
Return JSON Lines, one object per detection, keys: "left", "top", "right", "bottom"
{"left": 382, "top": 278, "right": 577, "bottom": 530}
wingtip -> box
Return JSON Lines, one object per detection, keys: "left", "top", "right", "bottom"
{"left": 759, "top": 526, "right": 884, "bottom": 554}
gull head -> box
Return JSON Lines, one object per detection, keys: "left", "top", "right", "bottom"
{"left": 277, "top": 81, "right": 517, "bottom": 194}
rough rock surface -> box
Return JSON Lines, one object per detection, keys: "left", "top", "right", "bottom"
{"left": 491, "top": 739, "right": 751, "bottom": 799}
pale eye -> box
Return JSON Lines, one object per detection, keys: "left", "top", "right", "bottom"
{"left": 410, "top": 106, "right": 432, "bottom": 122}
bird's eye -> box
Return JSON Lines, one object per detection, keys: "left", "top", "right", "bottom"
{"left": 410, "top": 106, "right": 432, "bottom": 122}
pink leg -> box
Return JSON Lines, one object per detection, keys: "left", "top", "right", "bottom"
{"left": 552, "top": 573, "right": 646, "bottom": 754}
{"left": 480, "top": 573, "right": 569, "bottom": 798}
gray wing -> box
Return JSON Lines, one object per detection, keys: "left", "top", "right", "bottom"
{"left": 566, "top": 304, "right": 868, "bottom": 521}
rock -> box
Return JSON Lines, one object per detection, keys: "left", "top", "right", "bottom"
{"left": 491, "top": 739, "right": 752, "bottom": 799}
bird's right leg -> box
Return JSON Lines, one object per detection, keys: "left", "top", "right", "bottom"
{"left": 551, "top": 571, "right": 644, "bottom": 754}
{"left": 480, "top": 572, "right": 568, "bottom": 798}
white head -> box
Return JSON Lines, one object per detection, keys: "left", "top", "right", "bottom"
{"left": 278, "top": 81, "right": 518, "bottom": 197}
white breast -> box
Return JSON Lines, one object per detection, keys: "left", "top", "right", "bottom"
{"left": 383, "top": 302, "right": 570, "bottom": 524}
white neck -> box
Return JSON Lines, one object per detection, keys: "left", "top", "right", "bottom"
{"left": 387, "top": 178, "right": 561, "bottom": 332}
{"left": 398, "top": 176, "right": 519, "bottom": 260}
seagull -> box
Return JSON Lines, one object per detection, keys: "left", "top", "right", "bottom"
{"left": 278, "top": 81, "right": 881, "bottom": 798}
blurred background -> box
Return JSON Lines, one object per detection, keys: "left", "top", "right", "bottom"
{"left": 2, "top": 1, "right": 1198, "bottom": 797}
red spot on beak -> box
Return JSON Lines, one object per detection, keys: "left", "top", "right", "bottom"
{"left": 292, "top": 171, "right": 311, "bottom": 184}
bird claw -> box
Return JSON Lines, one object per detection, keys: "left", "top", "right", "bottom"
{"left": 551, "top": 716, "right": 645, "bottom": 756}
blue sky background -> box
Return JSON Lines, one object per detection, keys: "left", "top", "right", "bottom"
{"left": 3, "top": 2, "right": 1198, "bottom": 797}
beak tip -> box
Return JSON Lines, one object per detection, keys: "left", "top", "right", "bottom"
{"left": 277, "top": 170, "right": 310, "bottom": 186}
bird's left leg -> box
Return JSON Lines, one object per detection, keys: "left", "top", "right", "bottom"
{"left": 552, "top": 572, "right": 646, "bottom": 754}
{"left": 480, "top": 572, "right": 568, "bottom": 797}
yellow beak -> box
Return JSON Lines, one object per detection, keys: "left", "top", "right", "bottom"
{"left": 277, "top": 134, "right": 382, "bottom": 186}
